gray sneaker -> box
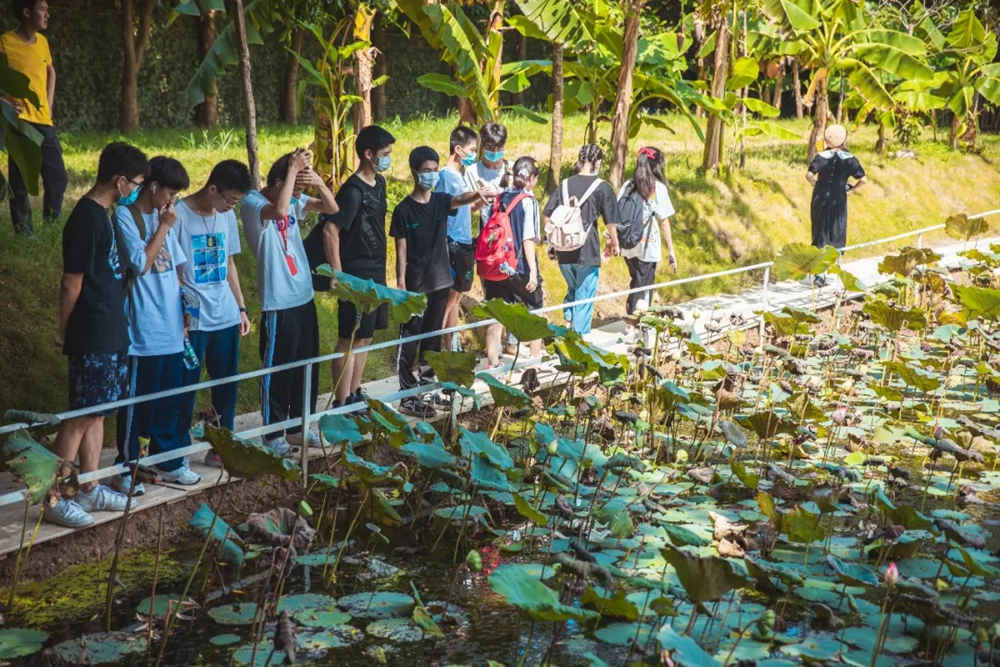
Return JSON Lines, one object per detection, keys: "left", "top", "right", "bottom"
{"left": 111, "top": 473, "right": 146, "bottom": 496}
{"left": 46, "top": 498, "right": 95, "bottom": 528}
{"left": 156, "top": 464, "right": 201, "bottom": 485}
{"left": 266, "top": 437, "right": 292, "bottom": 458}
{"left": 204, "top": 451, "right": 223, "bottom": 468}
{"left": 77, "top": 484, "right": 136, "bottom": 513}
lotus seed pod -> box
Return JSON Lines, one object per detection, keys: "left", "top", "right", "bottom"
{"left": 466, "top": 549, "right": 482, "bottom": 572}
{"left": 547, "top": 441, "right": 558, "bottom": 455}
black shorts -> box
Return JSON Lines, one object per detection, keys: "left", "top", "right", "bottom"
{"left": 68, "top": 352, "right": 130, "bottom": 416}
{"left": 338, "top": 300, "right": 388, "bottom": 340}
{"left": 482, "top": 274, "right": 543, "bottom": 310}
{"left": 448, "top": 240, "right": 476, "bottom": 293}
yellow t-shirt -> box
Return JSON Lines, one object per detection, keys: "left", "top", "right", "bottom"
{"left": 0, "top": 30, "right": 52, "bottom": 126}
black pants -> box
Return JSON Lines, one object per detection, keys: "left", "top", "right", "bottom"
{"left": 625, "top": 257, "right": 656, "bottom": 314}
{"left": 9, "top": 122, "right": 68, "bottom": 235}
{"left": 259, "top": 300, "right": 320, "bottom": 439}
{"left": 397, "top": 287, "right": 450, "bottom": 390}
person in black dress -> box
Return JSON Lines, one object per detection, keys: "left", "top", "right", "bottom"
{"left": 806, "top": 124, "right": 866, "bottom": 250}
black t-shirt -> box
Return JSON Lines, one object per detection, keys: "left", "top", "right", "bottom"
{"left": 542, "top": 174, "right": 620, "bottom": 266}
{"left": 62, "top": 198, "right": 129, "bottom": 355}
{"left": 389, "top": 192, "right": 454, "bottom": 293}
{"left": 305, "top": 173, "right": 387, "bottom": 284}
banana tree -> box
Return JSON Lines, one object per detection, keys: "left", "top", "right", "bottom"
{"left": 761, "top": 0, "right": 935, "bottom": 162}
{"left": 919, "top": 9, "right": 1000, "bottom": 149}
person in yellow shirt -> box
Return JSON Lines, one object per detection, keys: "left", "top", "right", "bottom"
{"left": 0, "top": 0, "right": 67, "bottom": 236}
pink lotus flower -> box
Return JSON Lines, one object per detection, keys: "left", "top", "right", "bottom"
{"left": 884, "top": 561, "right": 899, "bottom": 587}
{"left": 832, "top": 407, "right": 848, "bottom": 425}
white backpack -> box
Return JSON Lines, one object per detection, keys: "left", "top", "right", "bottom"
{"left": 545, "top": 177, "right": 604, "bottom": 253}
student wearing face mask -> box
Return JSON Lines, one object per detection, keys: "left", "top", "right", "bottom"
{"left": 242, "top": 149, "right": 338, "bottom": 454}
{"left": 391, "top": 146, "right": 499, "bottom": 418}
{"left": 465, "top": 122, "right": 511, "bottom": 230}
{"left": 112, "top": 156, "right": 198, "bottom": 493}
{"left": 304, "top": 125, "right": 395, "bottom": 408}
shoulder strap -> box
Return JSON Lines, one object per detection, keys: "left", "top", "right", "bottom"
{"left": 561, "top": 177, "right": 570, "bottom": 205}
{"left": 504, "top": 191, "right": 531, "bottom": 215}
{"left": 127, "top": 203, "right": 147, "bottom": 241}
{"left": 577, "top": 178, "right": 604, "bottom": 207}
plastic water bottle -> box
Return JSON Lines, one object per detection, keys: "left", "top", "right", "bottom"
{"left": 182, "top": 336, "right": 200, "bottom": 371}
{"left": 500, "top": 261, "right": 516, "bottom": 276}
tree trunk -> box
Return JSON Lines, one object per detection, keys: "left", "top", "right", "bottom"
{"left": 232, "top": 0, "right": 260, "bottom": 186}
{"left": 372, "top": 15, "right": 387, "bottom": 121}
{"left": 608, "top": 0, "right": 645, "bottom": 189}
{"left": 702, "top": 19, "right": 730, "bottom": 172}
{"left": 793, "top": 59, "right": 803, "bottom": 119}
{"left": 772, "top": 59, "right": 785, "bottom": 112}
{"left": 352, "top": 3, "right": 376, "bottom": 132}
{"left": 806, "top": 75, "right": 828, "bottom": 163}
{"left": 196, "top": 8, "right": 218, "bottom": 126}
{"left": 874, "top": 120, "right": 887, "bottom": 154}
{"left": 281, "top": 28, "right": 304, "bottom": 124}
{"left": 119, "top": 0, "right": 155, "bottom": 133}
{"left": 546, "top": 42, "right": 564, "bottom": 194}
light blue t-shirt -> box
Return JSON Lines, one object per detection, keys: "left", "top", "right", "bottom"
{"left": 240, "top": 191, "right": 313, "bottom": 312}
{"left": 436, "top": 166, "right": 473, "bottom": 244}
{"left": 114, "top": 206, "right": 187, "bottom": 357}
{"left": 175, "top": 199, "right": 242, "bottom": 332}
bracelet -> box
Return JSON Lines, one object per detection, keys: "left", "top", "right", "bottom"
{"left": 239, "top": 307, "right": 247, "bottom": 313}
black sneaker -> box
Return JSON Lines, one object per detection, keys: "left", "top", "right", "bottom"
{"left": 429, "top": 391, "right": 452, "bottom": 408}
{"left": 399, "top": 397, "right": 436, "bottom": 418}
{"left": 349, "top": 389, "right": 369, "bottom": 404}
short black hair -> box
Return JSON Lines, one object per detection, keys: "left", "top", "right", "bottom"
{"left": 96, "top": 142, "right": 148, "bottom": 184}
{"left": 148, "top": 156, "right": 190, "bottom": 191}
{"left": 266, "top": 153, "right": 294, "bottom": 188}
{"left": 355, "top": 125, "right": 395, "bottom": 160}
{"left": 480, "top": 122, "right": 507, "bottom": 148}
{"left": 207, "top": 159, "right": 252, "bottom": 194}
{"left": 409, "top": 146, "right": 439, "bottom": 171}
{"left": 449, "top": 126, "right": 478, "bottom": 154}
{"left": 11, "top": 0, "right": 36, "bottom": 20}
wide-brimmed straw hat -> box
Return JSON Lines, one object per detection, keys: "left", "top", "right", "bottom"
{"left": 824, "top": 124, "right": 847, "bottom": 148}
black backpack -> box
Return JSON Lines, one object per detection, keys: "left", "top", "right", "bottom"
{"left": 616, "top": 183, "right": 653, "bottom": 250}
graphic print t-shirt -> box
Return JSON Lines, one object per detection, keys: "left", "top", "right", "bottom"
{"left": 62, "top": 198, "right": 129, "bottom": 355}
{"left": 389, "top": 192, "right": 454, "bottom": 293}
{"left": 241, "top": 190, "right": 314, "bottom": 312}
{"left": 175, "top": 199, "right": 242, "bottom": 332}
{"left": 114, "top": 206, "right": 187, "bottom": 356}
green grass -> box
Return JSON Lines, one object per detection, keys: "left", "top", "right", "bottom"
{"left": 2, "top": 112, "right": 999, "bottom": 417}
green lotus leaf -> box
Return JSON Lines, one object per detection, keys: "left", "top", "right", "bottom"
{"left": 594, "top": 622, "right": 654, "bottom": 646}
{"left": 781, "top": 504, "right": 828, "bottom": 544}
{"left": 459, "top": 427, "right": 514, "bottom": 470}
{"left": 366, "top": 617, "right": 426, "bottom": 643}
{"left": 489, "top": 564, "right": 600, "bottom": 622}
{"left": 361, "top": 398, "right": 415, "bottom": 448}
{"left": 660, "top": 545, "right": 748, "bottom": 603}
{"left": 367, "top": 487, "right": 404, "bottom": 527}
{"left": 338, "top": 591, "right": 415, "bottom": 619}
{"left": 863, "top": 298, "right": 927, "bottom": 332}
{"left": 316, "top": 266, "right": 427, "bottom": 323}
{"left": 826, "top": 555, "right": 879, "bottom": 587}
{"left": 400, "top": 441, "right": 458, "bottom": 469}
{"left": 730, "top": 457, "right": 759, "bottom": 490}
{"left": 0, "top": 628, "right": 48, "bottom": 660}
{"left": 52, "top": 631, "right": 147, "bottom": 664}
{"left": 204, "top": 426, "right": 300, "bottom": 481}
{"left": 344, "top": 442, "right": 405, "bottom": 486}
{"left": 580, "top": 587, "right": 639, "bottom": 620}
{"left": 476, "top": 372, "right": 531, "bottom": 408}
{"left": 883, "top": 361, "right": 942, "bottom": 392}
{"left": 781, "top": 636, "right": 843, "bottom": 660}
{"left": 878, "top": 247, "right": 941, "bottom": 277}
{"left": 663, "top": 523, "right": 712, "bottom": 547}
{"left": 207, "top": 602, "right": 258, "bottom": 625}
{"left": 657, "top": 624, "right": 720, "bottom": 666}
{"left": 718, "top": 419, "right": 748, "bottom": 447}
{"left": 190, "top": 503, "right": 244, "bottom": 567}
{"left": 1, "top": 430, "right": 61, "bottom": 504}
{"left": 513, "top": 492, "right": 548, "bottom": 527}
{"left": 232, "top": 639, "right": 285, "bottom": 666}
{"left": 951, "top": 284, "right": 1000, "bottom": 320}
{"left": 830, "top": 265, "right": 865, "bottom": 291}
{"left": 773, "top": 243, "right": 839, "bottom": 279}
{"left": 276, "top": 593, "right": 339, "bottom": 615}
{"left": 209, "top": 633, "right": 240, "bottom": 647}
{"left": 945, "top": 213, "right": 990, "bottom": 241}
{"left": 319, "top": 413, "right": 364, "bottom": 446}
{"left": 472, "top": 298, "right": 553, "bottom": 341}
{"left": 136, "top": 593, "right": 185, "bottom": 619}
{"left": 424, "top": 349, "right": 477, "bottom": 387}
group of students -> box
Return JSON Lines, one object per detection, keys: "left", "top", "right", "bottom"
{"left": 47, "top": 121, "right": 678, "bottom": 529}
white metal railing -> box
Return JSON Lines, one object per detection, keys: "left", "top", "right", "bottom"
{"left": 0, "top": 210, "right": 997, "bottom": 508}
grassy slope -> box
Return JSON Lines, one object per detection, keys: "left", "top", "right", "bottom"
{"left": 1, "top": 114, "right": 998, "bottom": 417}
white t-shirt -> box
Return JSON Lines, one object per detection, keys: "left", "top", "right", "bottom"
{"left": 465, "top": 160, "right": 509, "bottom": 229}
{"left": 240, "top": 191, "right": 313, "bottom": 312}
{"left": 618, "top": 179, "right": 675, "bottom": 263}
{"left": 114, "top": 206, "right": 187, "bottom": 356}
{"left": 175, "top": 199, "right": 242, "bottom": 332}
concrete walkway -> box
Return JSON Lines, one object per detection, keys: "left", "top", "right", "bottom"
{"left": 0, "top": 234, "right": 992, "bottom": 557}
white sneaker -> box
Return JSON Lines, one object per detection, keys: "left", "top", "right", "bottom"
{"left": 111, "top": 473, "right": 146, "bottom": 496}
{"left": 77, "top": 485, "right": 136, "bottom": 513}
{"left": 156, "top": 464, "right": 201, "bottom": 485}
{"left": 46, "top": 498, "right": 95, "bottom": 528}
{"left": 266, "top": 437, "right": 292, "bottom": 457}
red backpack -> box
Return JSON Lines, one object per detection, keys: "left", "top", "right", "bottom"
{"left": 475, "top": 192, "right": 530, "bottom": 282}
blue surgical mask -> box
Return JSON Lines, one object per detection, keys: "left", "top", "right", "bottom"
{"left": 118, "top": 186, "right": 140, "bottom": 207}
{"left": 484, "top": 149, "right": 504, "bottom": 163}
{"left": 417, "top": 171, "right": 439, "bottom": 191}
{"left": 375, "top": 155, "right": 391, "bottom": 172}
{"left": 461, "top": 152, "right": 478, "bottom": 167}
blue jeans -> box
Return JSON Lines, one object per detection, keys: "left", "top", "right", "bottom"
{"left": 117, "top": 352, "right": 185, "bottom": 471}
{"left": 179, "top": 324, "right": 240, "bottom": 448}
{"left": 559, "top": 263, "right": 600, "bottom": 334}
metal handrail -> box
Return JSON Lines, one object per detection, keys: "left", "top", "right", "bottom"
{"left": 0, "top": 209, "right": 996, "bottom": 508}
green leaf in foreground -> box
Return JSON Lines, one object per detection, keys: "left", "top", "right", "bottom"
{"left": 489, "top": 564, "right": 600, "bottom": 622}
{"left": 204, "top": 426, "right": 300, "bottom": 481}
{"left": 773, "top": 243, "right": 839, "bottom": 280}
{"left": 190, "top": 502, "right": 245, "bottom": 566}
{"left": 657, "top": 624, "right": 721, "bottom": 666}
{"left": 513, "top": 492, "right": 548, "bottom": 526}
{"left": 424, "top": 349, "right": 477, "bottom": 387}
{"left": 471, "top": 298, "right": 553, "bottom": 341}
{"left": 315, "top": 266, "right": 427, "bottom": 323}
{"left": 476, "top": 372, "right": 531, "bottom": 408}
{"left": 0, "top": 628, "right": 48, "bottom": 660}
{"left": 1, "top": 430, "right": 61, "bottom": 504}
{"left": 661, "top": 546, "right": 747, "bottom": 603}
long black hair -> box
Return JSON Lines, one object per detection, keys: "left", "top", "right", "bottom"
{"left": 632, "top": 146, "right": 665, "bottom": 200}
{"left": 574, "top": 144, "right": 604, "bottom": 174}
{"left": 512, "top": 156, "right": 539, "bottom": 190}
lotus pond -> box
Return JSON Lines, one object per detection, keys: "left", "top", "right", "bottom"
{"left": 3, "top": 243, "right": 1000, "bottom": 666}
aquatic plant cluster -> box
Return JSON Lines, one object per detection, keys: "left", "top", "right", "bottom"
{"left": 3, "top": 232, "right": 1000, "bottom": 665}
